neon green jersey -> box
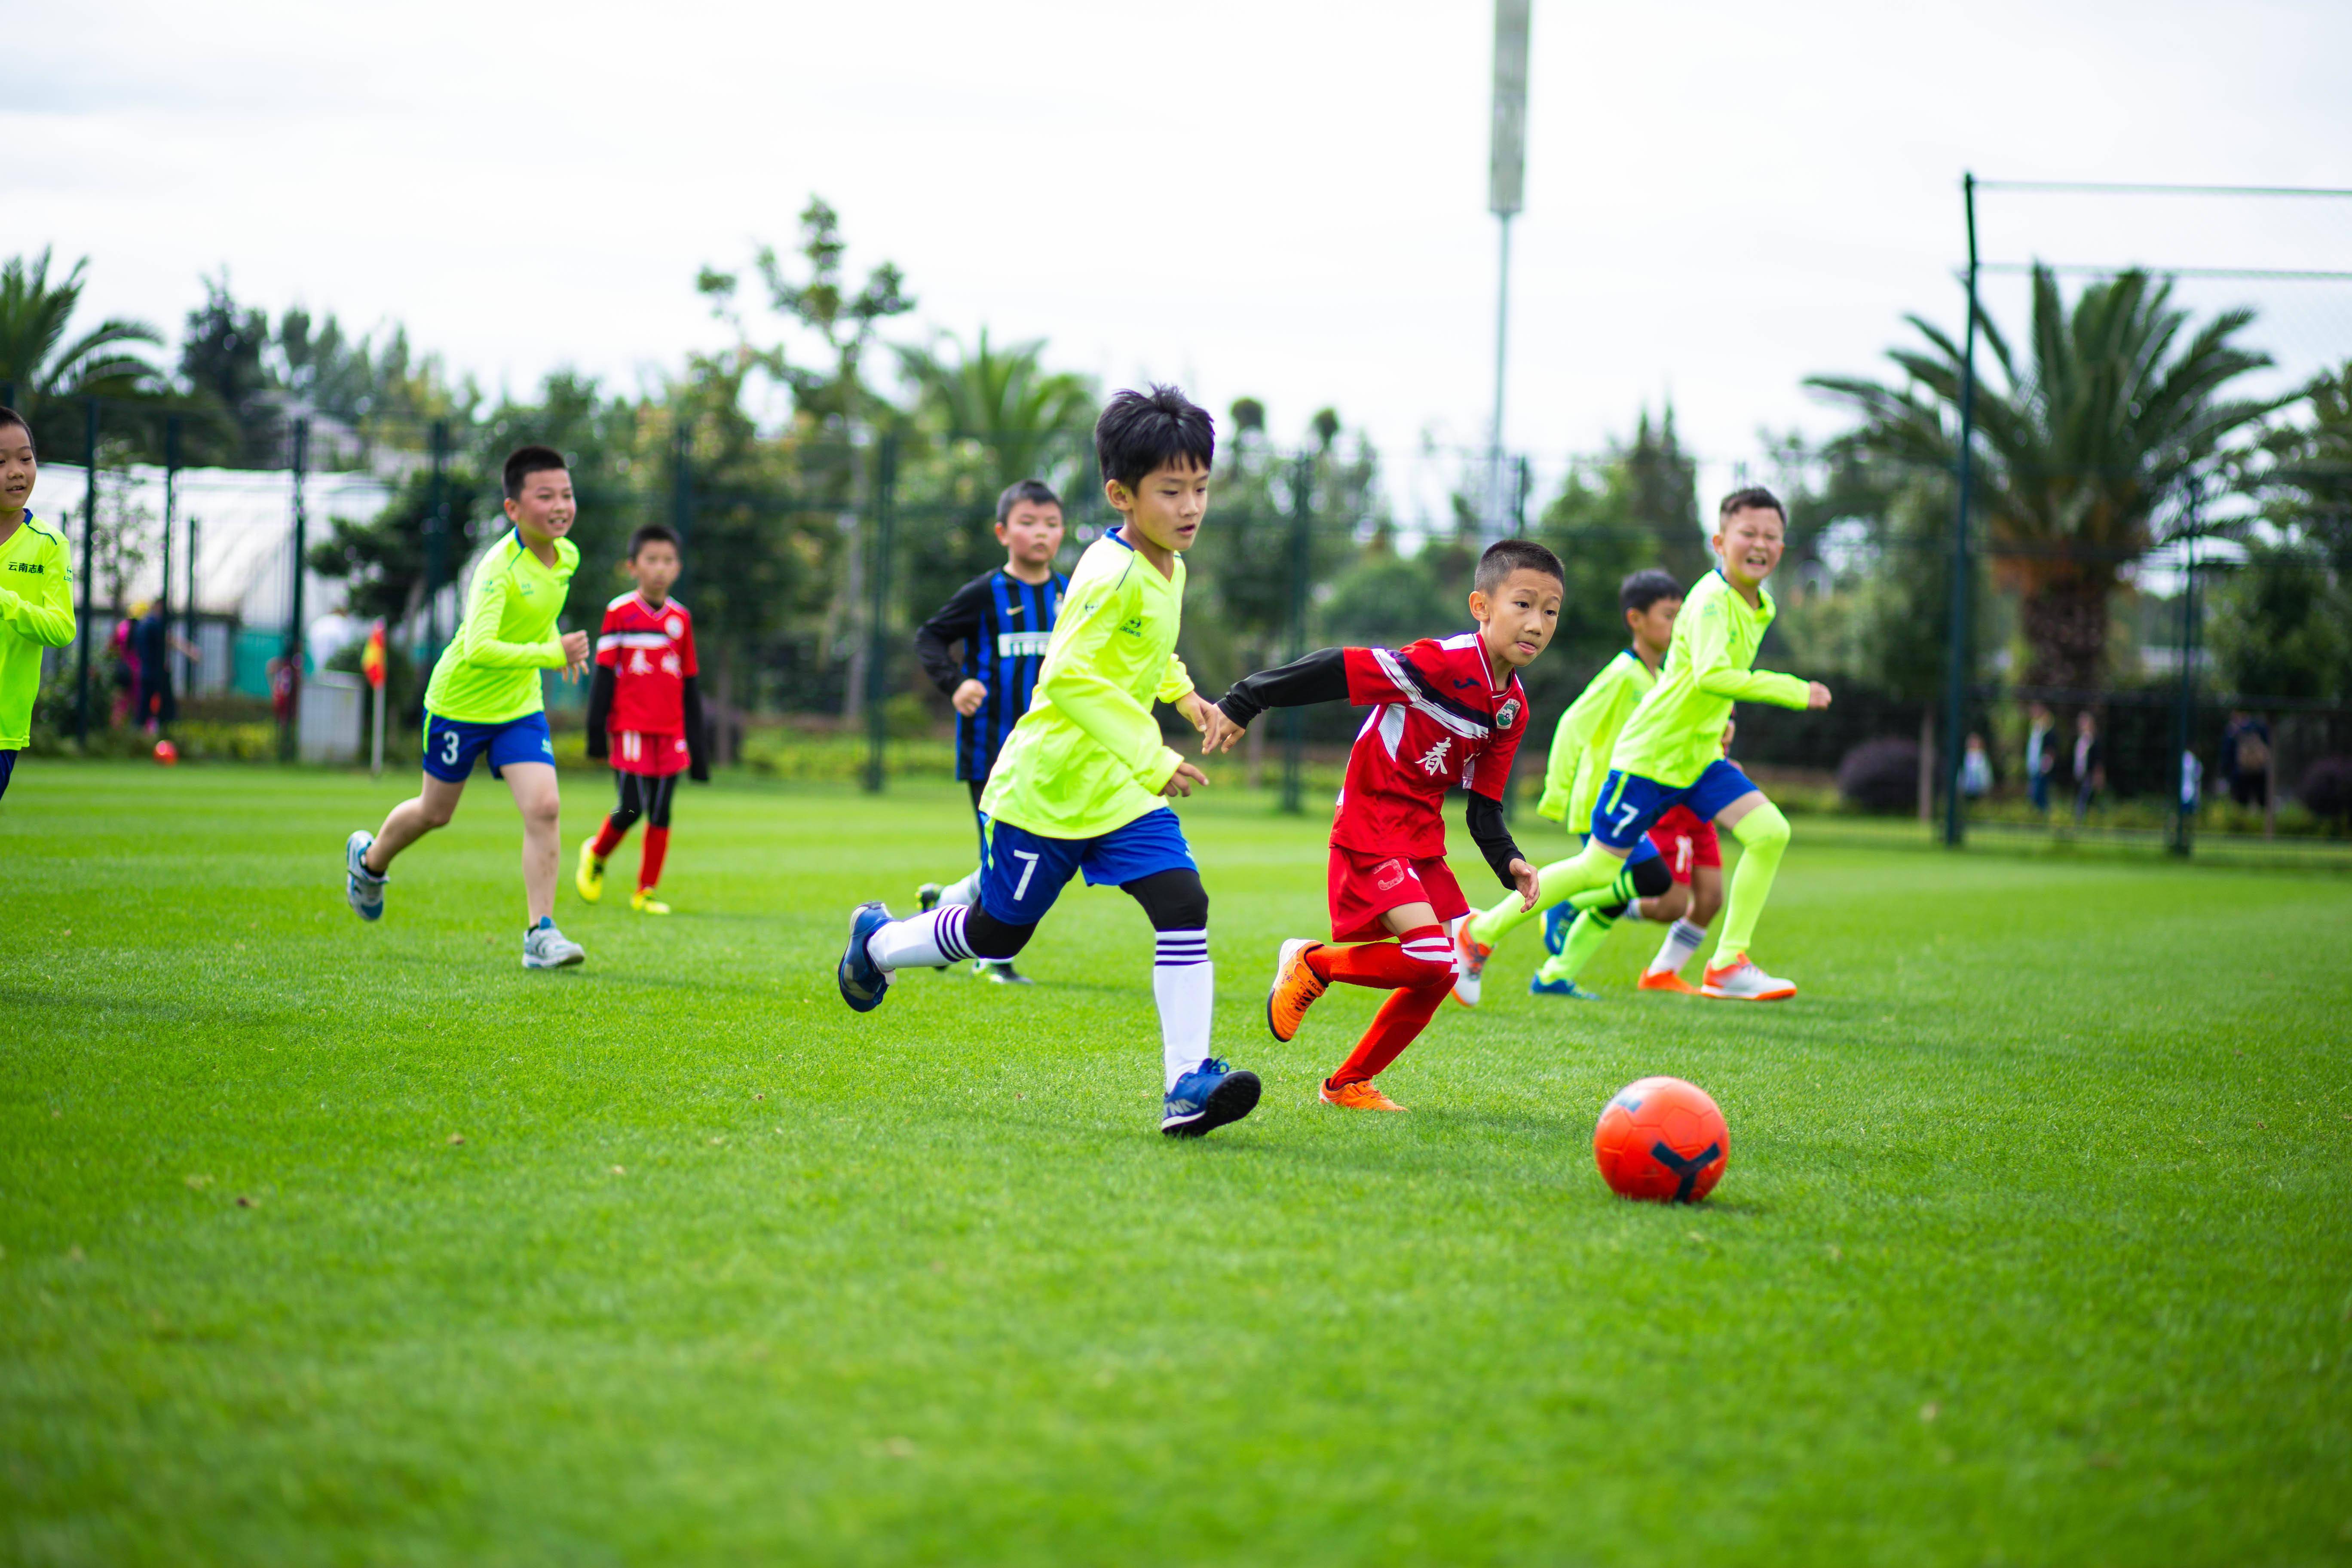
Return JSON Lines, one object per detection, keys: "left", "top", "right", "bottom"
{"left": 0, "top": 513, "right": 77, "bottom": 750}
{"left": 979, "top": 527, "right": 1195, "bottom": 839}
{"left": 1536, "top": 648, "right": 1655, "bottom": 830}
{"left": 1609, "top": 569, "right": 1808, "bottom": 788}
{"left": 422, "top": 530, "right": 579, "bottom": 723}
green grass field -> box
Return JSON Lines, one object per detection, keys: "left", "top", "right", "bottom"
{"left": 4, "top": 762, "right": 2349, "bottom": 1566}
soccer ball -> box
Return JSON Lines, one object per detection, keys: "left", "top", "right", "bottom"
{"left": 153, "top": 739, "right": 179, "bottom": 766}
{"left": 1593, "top": 1075, "right": 1729, "bottom": 1203}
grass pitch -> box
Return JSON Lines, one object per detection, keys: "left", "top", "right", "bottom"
{"left": 3, "top": 762, "right": 2348, "bottom": 1566}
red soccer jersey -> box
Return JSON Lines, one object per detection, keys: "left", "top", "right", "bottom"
{"left": 597, "top": 592, "right": 699, "bottom": 775}
{"left": 1332, "top": 634, "right": 1529, "bottom": 861}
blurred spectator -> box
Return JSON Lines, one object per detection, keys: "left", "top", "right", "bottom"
{"left": 2220, "top": 709, "right": 2270, "bottom": 808}
{"left": 2181, "top": 748, "right": 2202, "bottom": 813}
{"left": 2024, "top": 703, "right": 2056, "bottom": 814}
{"left": 133, "top": 602, "right": 199, "bottom": 734}
{"left": 1960, "top": 732, "right": 1992, "bottom": 799}
{"left": 110, "top": 609, "right": 142, "bottom": 729}
{"left": 2073, "top": 711, "right": 2104, "bottom": 823}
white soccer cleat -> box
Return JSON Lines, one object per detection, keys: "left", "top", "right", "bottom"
{"left": 1451, "top": 920, "right": 1489, "bottom": 1008}
{"left": 1700, "top": 953, "right": 1796, "bottom": 1001}
{"left": 345, "top": 830, "right": 386, "bottom": 922}
{"left": 523, "top": 919, "right": 587, "bottom": 970}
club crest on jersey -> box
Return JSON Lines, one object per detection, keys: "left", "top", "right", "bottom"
{"left": 665, "top": 616, "right": 684, "bottom": 637}
{"left": 1416, "top": 737, "right": 1453, "bottom": 776}
{"left": 1495, "top": 698, "right": 1520, "bottom": 729}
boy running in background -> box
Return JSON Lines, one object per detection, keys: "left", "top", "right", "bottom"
{"left": 346, "top": 445, "right": 593, "bottom": 969}
{"left": 0, "top": 407, "right": 74, "bottom": 802}
{"left": 837, "top": 387, "right": 1262, "bottom": 1139}
{"left": 1539, "top": 768, "right": 1731, "bottom": 999}
{"left": 1457, "top": 487, "right": 1830, "bottom": 1001}
{"left": 909, "top": 479, "right": 1069, "bottom": 983}
{"left": 1200, "top": 539, "right": 1556, "bottom": 1111}
{"left": 578, "top": 524, "right": 708, "bottom": 913}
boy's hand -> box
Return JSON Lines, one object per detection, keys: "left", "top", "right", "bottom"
{"left": 1199, "top": 703, "right": 1245, "bottom": 755}
{"left": 1805, "top": 680, "right": 1832, "bottom": 710}
{"left": 952, "top": 678, "right": 987, "bottom": 717}
{"left": 1510, "top": 858, "right": 1540, "bottom": 913}
{"left": 1175, "top": 690, "right": 1215, "bottom": 733}
{"left": 1161, "top": 761, "right": 1209, "bottom": 798}
{"left": 560, "top": 630, "right": 592, "bottom": 680}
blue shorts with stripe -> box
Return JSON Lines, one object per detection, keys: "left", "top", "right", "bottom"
{"left": 422, "top": 710, "right": 555, "bottom": 783}
{"left": 1586, "top": 760, "right": 1759, "bottom": 851}
{"left": 979, "top": 807, "right": 1197, "bottom": 926}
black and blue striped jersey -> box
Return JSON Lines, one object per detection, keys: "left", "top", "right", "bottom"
{"left": 914, "top": 567, "right": 1070, "bottom": 782}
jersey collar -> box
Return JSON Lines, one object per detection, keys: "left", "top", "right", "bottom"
{"left": 1104, "top": 526, "right": 1135, "bottom": 552}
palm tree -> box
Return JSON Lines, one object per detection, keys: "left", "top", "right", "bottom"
{"left": 1808, "top": 266, "right": 2277, "bottom": 692}
{"left": 0, "top": 249, "right": 163, "bottom": 414}
{"left": 893, "top": 329, "right": 1095, "bottom": 491}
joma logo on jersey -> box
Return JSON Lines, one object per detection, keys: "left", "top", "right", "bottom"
{"left": 1119, "top": 615, "right": 1145, "bottom": 637}
{"left": 1416, "top": 737, "right": 1452, "bottom": 775}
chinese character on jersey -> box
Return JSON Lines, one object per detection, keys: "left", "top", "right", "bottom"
{"left": 1333, "top": 634, "right": 1528, "bottom": 862}
{"left": 595, "top": 591, "right": 699, "bottom": 776}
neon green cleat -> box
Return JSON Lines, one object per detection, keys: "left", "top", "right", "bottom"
{"left": 576, "top": 837, "right": 607, "bottom": 904}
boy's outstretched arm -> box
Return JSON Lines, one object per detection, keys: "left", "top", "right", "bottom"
{"left": 0, "top": 552, "right": 75, "bottom": 648}
{"left": 1687, "top": 599, "right": 1814, "bottom": 707}
{"left": 1465, "top": 792, "right": 1540, "bottom": 908}
{"left": 1203, "top": 647, "right": 1350, "bottom": 752}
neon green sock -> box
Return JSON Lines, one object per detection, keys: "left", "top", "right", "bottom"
{"left": 1536, "top": 908, "right": 1617, "bottom": 985}
{"left": 1568, "top": 862, "right": 1643, "bottom": 913}
{"left": 1467, "top": 840, "right": 1625, "bottom": 948}
{"left": 1712, "top": 801, "right": 1790, "bottom": 964}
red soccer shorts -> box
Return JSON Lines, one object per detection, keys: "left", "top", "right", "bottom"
{"left": 610, "top": 729, "right": 690, "bottom": 778}
{"left": 1327, "top": 845, "right": 1470, "bottom": 944}
{"left": 1646, "top": 805, "right": 1721, "bottom": 886}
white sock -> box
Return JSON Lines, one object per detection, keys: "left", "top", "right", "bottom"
{"left": 866, "top": 906, "right": 976, "bottom": 973}
{"left": 1648, "top": 918, "right": 1706, "bottom": 977}
{"left": 938, "top": 867, "right": 983, "bottom": 908}
{"left": 1152, "top": 928, "right": 1214, "bottom": 1090}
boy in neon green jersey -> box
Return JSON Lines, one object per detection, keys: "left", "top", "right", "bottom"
{"left": 837, "top": 386, "right": 1262, "bottom": 1139}
{"left": 1456, "top": 487, "right": 1831, "bottom": 1001}
{"left": 345, "top": 445, "right": 594, "bottom": 969}
{"left": 0, "top": 407, "right": 75, "bottom": 801}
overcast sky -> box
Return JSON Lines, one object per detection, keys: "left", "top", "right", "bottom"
{"left": 18, "top": 0, "right": 2352, "bottom": 516}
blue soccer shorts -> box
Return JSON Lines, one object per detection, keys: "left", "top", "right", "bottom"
{"left": 422, "top": 710, "right": 555, "bottom": 783}
{"left": 1586, "top": 759, "right": 1760, "bottom": 852}
{"left": 979, "top": 806, "right": 1197, "bottom": 926}
{"left": 1577, "top": 828, "right": 1664, "bottom": 870}
{"left": 0, "top": 748, "right": 16, "bottom": 802}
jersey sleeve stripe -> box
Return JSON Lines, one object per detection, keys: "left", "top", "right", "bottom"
{"left": 1369, "top": 647, "right": 1491, "bottom": 741}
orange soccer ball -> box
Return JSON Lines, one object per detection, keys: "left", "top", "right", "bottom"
{"left": 153, "top": 739, "right": 179, "bottom": 767}
{"left": 1593, "top": 1076, "right": 1729, "bottom": 1203}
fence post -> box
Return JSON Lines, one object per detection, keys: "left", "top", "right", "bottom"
{"left": 185, "top": 514, "right": 200, "bottom": 695}
{"left": 281, "top": 419, "right": 309, "bottom": 763}
{"left": 2169, "top": 493, "right": 2202, "bottom": 858}
{"left": 424, "top": 419, "right": 450, "bottom": 658}
{"left": 74, "top": 396, "right": 98, "bottom": 744}
{"left": 1280, "top": 452, "right": 1313, "bottom": 814}
{"left": 159, "top": 416, "right": 179, "bottom": 724}
{"left": 1941, "top": 172, "right": 1980, "bottom": 848}
{"left": 863, "top": 432, "right": 898, "bottom": 795}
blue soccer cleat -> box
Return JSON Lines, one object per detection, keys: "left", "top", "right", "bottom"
{"left": 1529, "top": 974, "right": 1602, "bottom": 1000}
{"left": 345, "top": 830, "right": 386, "bottom": 922}
{"left": 1162, "top": 1058, "right": 1262, "bottom": 1138}
{"left": 838, "top": 900, "right": 894, "bottom": 1012}
{"left": 1543, "top": 902, "right": 1573, "bottom": 956}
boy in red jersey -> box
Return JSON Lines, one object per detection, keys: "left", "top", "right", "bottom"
{"left": 578, "top": 525, "right": 708, "bottom": 913}
{"left": 1200, "top": 539, "right": 1557, "bottom": 1110}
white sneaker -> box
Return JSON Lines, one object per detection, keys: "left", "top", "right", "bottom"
{"left": 1451, "top": 920, "right": 1489, "bottom": 1008}
{"left": 1700, "top": 953, "right": 1796, "bottom": 1001}
{"left": 346, "top": 830, "right": 386, "bottom": 922}
{"left": 523, "top": 920, "right": 587, "bottom": 969}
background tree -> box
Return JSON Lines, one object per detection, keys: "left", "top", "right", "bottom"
{"left": 2206, "top": 541, "right": 2349, "bottom": 703}
{"left": 1809, "top": 266, "right": 2277, "bottom": 695}
{"left": 0, "top": 249, "right": 164, "bottom": 456}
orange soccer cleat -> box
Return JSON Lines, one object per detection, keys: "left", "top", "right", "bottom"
{"left": 1701, "top": 953, "right": 1797, "bottom": 1001}
{"left": 1265, "top": 938, "right": 1327, "bottom": 1042}
{"left": 1320, "top": 1078, "right": 1406, "bottom": 1112}
{"left": 1637, "top": 967, "right": 1700, "bottom": 995}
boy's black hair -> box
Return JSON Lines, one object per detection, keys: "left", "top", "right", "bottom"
{"left": 1474, "top": 537, "right": 1565, "bottom": 596}
{"left": 628, "top": 523, "right": 680, "bottom": 559}
{"left": 1620, "top": 569, "right": 1682, "bottom": 616}
{"left": 1095, "top": 385, "right": 1215, "bottom": 493}
{"left": 1718, "top": 484, "right": 1786, "bottom": 523}
{"left": 0, "top": 405, "right": 31, "bottom": 450}
{"left": 996, "top": 478, "right": 1062, "bottom": 524}
{"left": 502, "top": 444, "right": 569, "bottom": 501}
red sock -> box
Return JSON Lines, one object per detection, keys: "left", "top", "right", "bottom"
{"left": 1306, "top": 926, "right": 1451, "bottom": 989}
{"left": 638, "top": 826, "right": 669, "bottom": 891}
{"left": 1327, "top": 980, "right": 1451, "bottom": 1087}
{"left": 592, "top": 816, "right": 628, "bottom": 858}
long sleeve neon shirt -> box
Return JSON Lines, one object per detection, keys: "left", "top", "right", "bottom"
{"left": 421, "top": 530, "right": 579, "bottom": 723}
{"left": 978, "top": 527, "right": 1195, "bottom": 840}
{"left": 1609, "top": 568, "right": 1809, "bottom": 788}
{"left": 1536, "top": 649, "right": 1655, "bottom": 830}
{"left": 0, "top": 513, "right": 77, "bottom": 750}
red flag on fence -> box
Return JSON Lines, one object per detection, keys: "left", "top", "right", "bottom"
{"left": 361, "top": 621, "right": 387, "bottom": 690}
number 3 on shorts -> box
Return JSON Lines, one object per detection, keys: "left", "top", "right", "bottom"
{"left": 440, "top": 729, "right": 461, "bottom": 767}
{"left": 1010, "top": 849, "right": 1041, "bottom": 899}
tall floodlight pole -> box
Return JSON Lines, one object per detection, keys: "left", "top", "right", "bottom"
{"left": 1486, "top": 0, "right": 1530, "bottom": 544}
{"left": 1942, "top": 172, "right": 1980, "bottom": 849}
